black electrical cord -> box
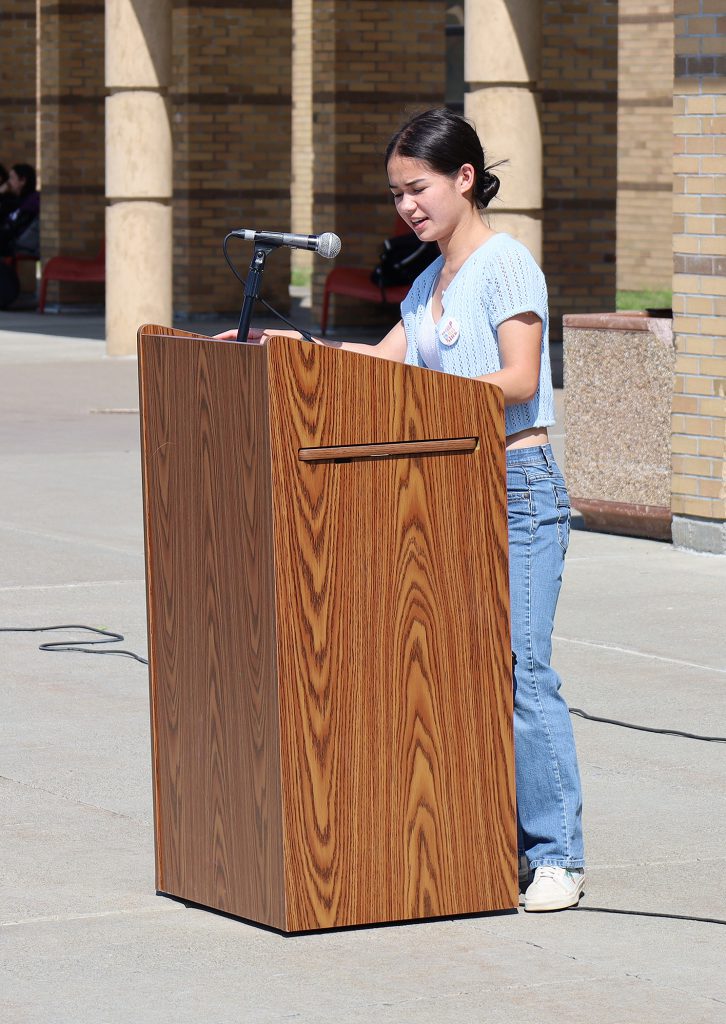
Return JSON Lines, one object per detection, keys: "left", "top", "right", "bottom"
{"left": 222, "top": 231, "right": 251, "bottom": 289}
{"left": 574, "top": 906, "right": 726, "bottom": 927}
{"left": 569, "top": 706, "right": 726, "bottom": 744}
{"left": 3, "top": 627, "right": 726, "bottom": 744}
{"left": 222, "top": 234, "right": 316, "bottom": 342}
{"left": 0, "top": 625, "right": 148, "bottom": 664}
{"left": 259, "top": 295, "right": 316, "bottom": 341}
{"left": 5, "top": 623, "right": 723, "bottom": 930}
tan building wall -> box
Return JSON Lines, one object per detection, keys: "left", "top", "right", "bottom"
{"left": 0, "top": 0, "right": 37, "bottom": 170}
{"left": 617, "top": 1, "right": 674, "bottom": 293}
{"left": 310, "top": 0, "right": 446, "bottom": 328}
{"left": 671, "top": 0, "right": 726, "bottom": 553}
{"left": 7, "top": 2, "right": 624, "bottom": 336}
{"left": 38, "top": 0, "right": 105, "bottom": 307}
{"left": 7, "top": 3, "right": 291, "bottom": 318}
{"left": 540, "top": 0, "right": 618, "bottom": 341}
{"left": 171, "top": 1, "right": 293, "bottom": 316}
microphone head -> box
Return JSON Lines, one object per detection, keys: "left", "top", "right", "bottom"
{"left": 317, "top": 232, "right": 342, "bottom": 259}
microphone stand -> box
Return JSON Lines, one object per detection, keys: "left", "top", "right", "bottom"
{"left": 236, "top": 242, "right": 276, "bottom": 343}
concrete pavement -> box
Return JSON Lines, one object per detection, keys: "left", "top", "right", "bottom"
{"left": 0, "top": 318, "right": 724, "bottom": 1024}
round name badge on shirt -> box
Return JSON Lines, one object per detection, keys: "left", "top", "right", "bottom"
{"left": 438, "top": 316, "right": 460, "bottom": 347}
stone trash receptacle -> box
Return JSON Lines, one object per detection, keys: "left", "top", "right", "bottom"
{"left": 563, "top": 312, "right": 675, "bottom": 541}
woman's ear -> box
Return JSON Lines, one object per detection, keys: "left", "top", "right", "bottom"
{"left": 457, "top": 163, "right": 476, "bottom": 196}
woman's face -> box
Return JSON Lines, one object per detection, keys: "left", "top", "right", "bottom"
{"left": 8, "top": 169, "right": 26, "bottom": 196}
{"left": 387, "top": 154, "right": 474, "bottom": 243}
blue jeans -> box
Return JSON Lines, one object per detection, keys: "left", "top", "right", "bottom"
{"left": 506, "top": 444, "right": 585, "bottom": 869}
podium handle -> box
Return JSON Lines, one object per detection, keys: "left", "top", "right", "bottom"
{"left": 298, "top": 436, "right": 479, "bottom": 463}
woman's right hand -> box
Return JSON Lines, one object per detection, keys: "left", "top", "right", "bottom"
{"left": 213, "top": 327, "right": 305, "bottom": 344}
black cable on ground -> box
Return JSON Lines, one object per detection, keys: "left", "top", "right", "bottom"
{"left": 3, "top": 627, "right": 726, "bottom": 744}
{"left": 0, "top": 625, "right": 148, "bottom": 664}
{"left": 574, "top": 906, "right": 726, "bottom": 927}
{"left": 5, "top": 624, "right": 725, "bottom": 930}
{"left": 569, "top": 706, "right": 726, "bottom": 744}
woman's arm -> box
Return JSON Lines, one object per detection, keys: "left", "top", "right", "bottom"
{"left": 215, "top": 319, "right": 408, "bottom": 364}
{"left": 321, "top": 319, "right": 407, "bottom": 361}
{"left": 476, "top": 312, "right": 542, "bottom": 405}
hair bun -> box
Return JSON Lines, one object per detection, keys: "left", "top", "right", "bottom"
{"left": 479, "top": 170, "right": 500, "bottom": 207}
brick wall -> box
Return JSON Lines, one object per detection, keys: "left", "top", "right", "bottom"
{"left": 39, "top": 0, "right": 105, "bottom": 306}
{"left": 0, "top": 0, "right": 37, "bottom": 296}
{"left": 617, "top": 1, "right": 674, "bottom": 292}
{"left": 310, "top": 0, "right": 446, "bottom": 329}
{"left": 540, "top": 1, "right": 618, "bottom": 341}
{"left": 0, "top": 1, "right": 37, "bottom": 172}
{"left": 39, "top": 7, "right": 105, "bottom": 237}
{"left": 172, "top": 1, "right": 292, "bottom": 316}
{"left": 671, "top": 0, "right": 726, "bottom": 536}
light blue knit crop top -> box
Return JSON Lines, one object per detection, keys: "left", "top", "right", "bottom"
{"left": 400, "top": 233, "right": 555, "bottom": 436}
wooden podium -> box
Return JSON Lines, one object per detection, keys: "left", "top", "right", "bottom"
{"left": 138, "top": 324, "right": 516, "bottom": 932}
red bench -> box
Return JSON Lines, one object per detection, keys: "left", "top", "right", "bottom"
{"left": 320, "top": 218, "right": 410, "bottom": 335}
{"left": 39, "top": 241, "right": 105, "bottom": 312}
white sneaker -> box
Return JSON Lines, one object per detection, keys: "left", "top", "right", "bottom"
{"left": 524, "top": 866, "right": 586, "bottom": 912}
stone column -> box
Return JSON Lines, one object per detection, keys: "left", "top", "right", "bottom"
{"left": 464, "top": 0, "right": 542, "bottom": 262}
{"left": 291, "top": 0, "right": 314, "bottom": 296}
{"left": 105, "top": 0, "right": 172, "bottom": 356}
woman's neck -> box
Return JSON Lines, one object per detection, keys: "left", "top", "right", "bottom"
{"left": 437, "top": 214, "right": 496, "bottom": 276}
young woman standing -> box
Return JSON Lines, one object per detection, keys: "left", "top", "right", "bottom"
{"left": 220, "top": 107, "right": 586, "bottom": 912}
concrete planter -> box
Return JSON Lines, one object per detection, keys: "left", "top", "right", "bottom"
{"left": 563, "top": 312, "right": 675, "bottom": 541}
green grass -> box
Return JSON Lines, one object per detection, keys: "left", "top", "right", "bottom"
{"left": 290, "top": 268, "right": 312, "bottom": 288}
{"left": 616, "top": 289, "right": 672, "bottom": 311}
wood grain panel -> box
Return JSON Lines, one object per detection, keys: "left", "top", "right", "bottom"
{"left": 140, "top": 327, "right": 515, "bottom": 932}
{"left": 266, "top": 338, "right": 515, "bottom": 930}
{"left": 138, "top": 327, "right": 286, "bottom": 928}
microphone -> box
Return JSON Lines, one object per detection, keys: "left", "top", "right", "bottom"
{"left": 232, "top": 229, "right": 341, "bottom": 259}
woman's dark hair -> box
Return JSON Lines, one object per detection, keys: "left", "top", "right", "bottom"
{"left": 12, "top": 163, "right": 37, "bottom": 195}
{"left": 385, "top": 107, "right": 500, "bottom": 210}
{"left": 0, "top": 164, "right": 8, "bottom": 186}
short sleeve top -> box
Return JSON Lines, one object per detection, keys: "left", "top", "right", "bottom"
{"left": 400, "top": 232, "right": 555, "bottom": 436}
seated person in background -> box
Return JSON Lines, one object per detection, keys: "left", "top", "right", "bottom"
{"left": 0, "top": 163, "right": 40, "bottom": 309}
{"left": 0, "top": 162, "right": 40, "bottom": 258}
{"left": 0, "top": 163, "right": 20, "bottom": 222}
